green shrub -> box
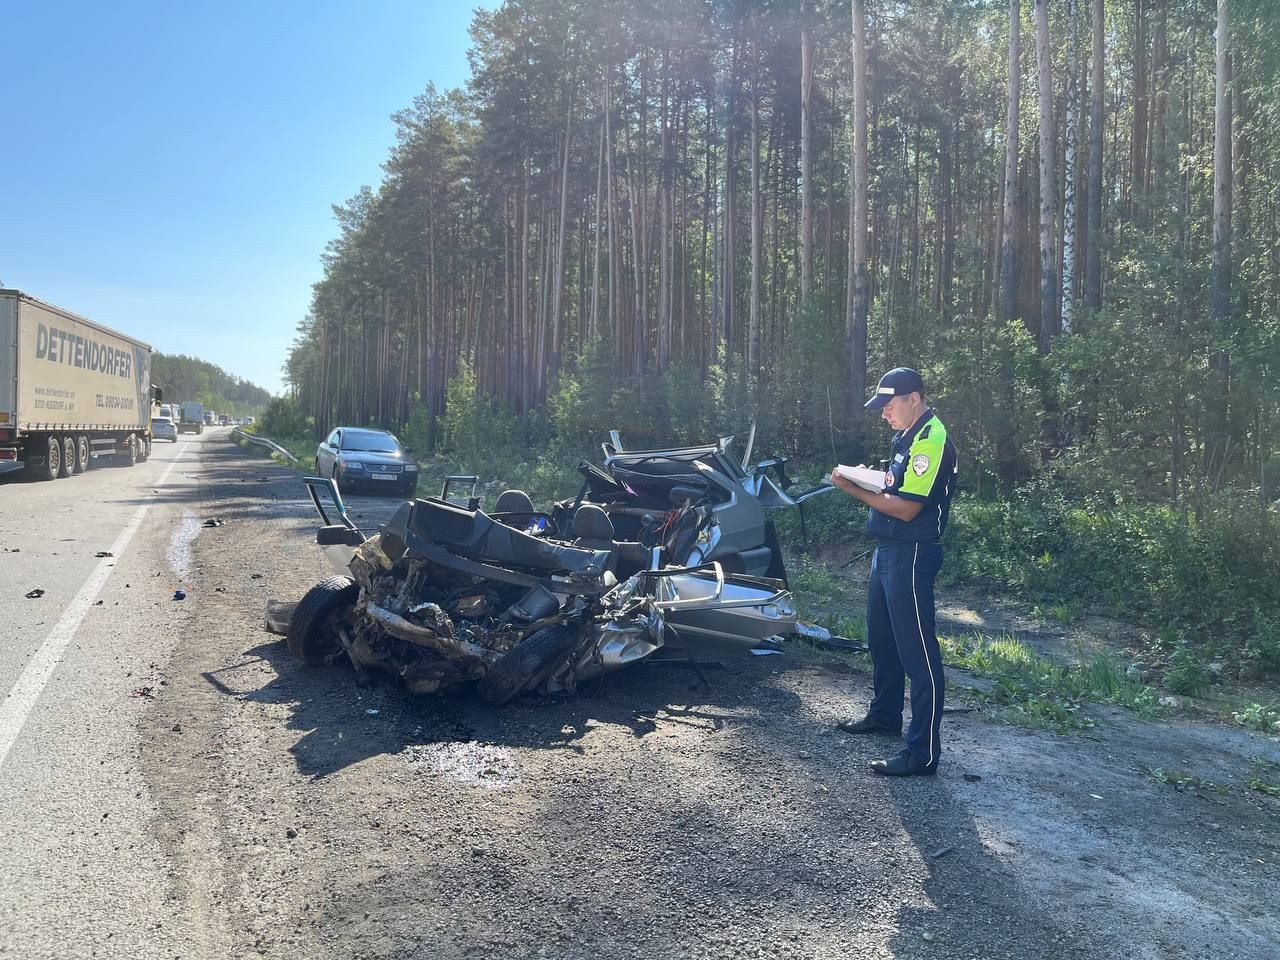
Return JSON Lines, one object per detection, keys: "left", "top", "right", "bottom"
{"left": 258, "top": 395, "right": 311, "bottom": 441}
{"left": 439, "top": 359, "right": 520, "bottom": 466}
{"left": 1165, "top": 642, "right": 1213, "bottom": 697}
{"left": 946, "top": 487, "right": 1280, "bottom": 646}
{"left": 1245, "top": 607, "right": 1280, "bottom": 672}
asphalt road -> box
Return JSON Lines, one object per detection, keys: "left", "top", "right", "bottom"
{"left": 0, "top": 429, "right": 408, "bottom": 959}
{"left": 0, "top": 431, "right": 208, "bottom": 958}
{"left": 1, "top": 432, "right": 1276, "bottom": 960}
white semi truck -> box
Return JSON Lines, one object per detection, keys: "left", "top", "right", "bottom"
{"left": 178, "top": 400, "right": 205, "bottom": 435}
{"left": 0, "top": 289, "right": 162, "bottom": 480}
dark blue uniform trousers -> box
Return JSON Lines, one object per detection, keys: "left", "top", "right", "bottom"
{"left": 866, "top": 541, "right": 945, "bottom": 768}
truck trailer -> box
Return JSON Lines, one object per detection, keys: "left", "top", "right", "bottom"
{"left": 0, "top": 289, "right": 162, "bottom": 480}
{"left": 178, "top": 400, "right": 205, "bottom": 435}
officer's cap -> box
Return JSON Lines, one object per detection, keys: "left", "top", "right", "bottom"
{"left": 864, "top": 367, "right": 925, "bottom": 409}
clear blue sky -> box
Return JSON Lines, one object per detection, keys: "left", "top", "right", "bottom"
{"left": 1, "top": 1, "right": 484, "bottom": 395}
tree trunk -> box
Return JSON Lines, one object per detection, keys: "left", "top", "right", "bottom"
{"left": 724, "top": 42, "right": 739, "bottom": 357}
{"left": 748, "top": 13, "right": 762, "bottom": 381}
{"left": 1130, "top": 0, "right": 1148, "bottom": 214}
{"left": 800, "top": 14, "right": 815, "bottom": 309}
{"left": 550, "top": 84, "right": 574, "bottom": 382}
{"left": 1001, "top": 0, "right": 1021, "bottom": 323}
{"left": 1085, "top": 0, "right": 1104, "bottom": 310}
{"left": 1061, "top": 0, "right": 1079, "bottom": 334}
{"left": 590, "top": 110, "right": 605, "bottom": 344}
{"left": 1208, "top": 0, "right": 1232, "bottom": 462}
{"left": 847, "top": 0, "right": 869, "bottom": 423}
{"left": 1034, "top": 0, "right": 1057, "bottom": 351}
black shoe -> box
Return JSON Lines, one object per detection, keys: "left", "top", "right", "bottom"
{"left": 836, "top": 715, "right": 902, "bottom": 735}
{"left": 870, "top": 749, "right": 937, "bottom": 777}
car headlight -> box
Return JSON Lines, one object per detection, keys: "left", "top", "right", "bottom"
{"left": 343, "top": 460, "right": 364, "bottom": 470}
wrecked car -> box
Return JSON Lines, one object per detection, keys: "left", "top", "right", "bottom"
{"left": 281, "top": 431, "right": 836, "bottom": 704}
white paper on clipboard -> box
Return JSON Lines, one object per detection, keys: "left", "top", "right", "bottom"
{"left": 835, "top": 464, "right": 885, "bottom": 493}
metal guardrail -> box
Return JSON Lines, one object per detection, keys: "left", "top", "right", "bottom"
{"left": 230, "top": 427, "right": 300, "bottom": 464}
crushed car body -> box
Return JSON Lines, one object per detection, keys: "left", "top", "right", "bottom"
{"left": 281, "top": 430, "right": 835, "bottom": 704}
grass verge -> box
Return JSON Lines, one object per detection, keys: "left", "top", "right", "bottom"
{"left": 938, "top": 631, "right": 1159, "bottom": 733}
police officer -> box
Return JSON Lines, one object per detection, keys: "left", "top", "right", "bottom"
{"left": 829, "top": 367, "right": 957, "bottom": 777}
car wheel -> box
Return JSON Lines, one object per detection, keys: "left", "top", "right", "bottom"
{"left": 476, "top": 625, "right": 580, "bottom": 706}
{"left": 58, "top": 435, "right": 75, "bottom": 478}
{"left": 287, "top": 575, "right": 359, "bottom": 666}
{"left": 75, "top": 435, "right": 90, "bottom": 472}
{"left": 331, "top": 464, "right": 345, "bottom": 492}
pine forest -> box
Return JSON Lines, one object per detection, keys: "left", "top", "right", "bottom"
{"left": 283, "top": 0, "right": 1280, "bottom": 508}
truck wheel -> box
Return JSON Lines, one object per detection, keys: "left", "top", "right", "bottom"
{"left": 58, "top": 436, "right": 75, "bottom": 478}
{"left": 476, "top": 625, "right": 580, "bottom": 706}
{"left": 287, "top": 576, "right": 359, "bottom": 666}
{"left": 75, "top": 435, "right": 90, "bottom": 473}
{"left": 119, "top": 435, "right": 138, "bottom": 467}
{"left": 137, "top": 437, "right": 150, "bottom": 462}
{"left": 26, "top": 436, "right": 60, "bottom": 481}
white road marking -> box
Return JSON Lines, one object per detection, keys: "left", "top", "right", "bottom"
{"left": 0, "top": 446, "right": 187, "bottom": 770}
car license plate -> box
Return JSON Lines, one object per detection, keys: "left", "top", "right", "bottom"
{"left": 371, "top": 473, "right": 396, "bottom": 481}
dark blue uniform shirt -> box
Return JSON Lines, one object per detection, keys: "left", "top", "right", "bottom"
{"left": 866, "top": 408, "right": 958, "bottom": 544}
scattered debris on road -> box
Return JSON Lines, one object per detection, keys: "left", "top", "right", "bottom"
{"left": 130, "top": 686, "right": 154, "bottom": 699}
{"left": 173, "top": 590, "right": 187, "bottom": 600}
{"left": 95, "top": 551, "right": 114, "bottom": 558}
{"left": 203, "top": 518, "right": 225, "bottom": 528}
{"left": 264, "top": 600, "right": 297, "bottom": 635}
{"left": 25, "top": 588, "right": 45, "bottom": 599}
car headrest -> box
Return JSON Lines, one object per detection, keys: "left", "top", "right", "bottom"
{"left": 573, "top": 503, "right": 615, "bottom": 542}
{"left": 494, "top": 489, "right": 535, "bottom": 514}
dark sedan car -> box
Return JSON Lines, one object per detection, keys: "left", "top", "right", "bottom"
{"left": 315, "top": 427, "right": 420, "bottom": 496}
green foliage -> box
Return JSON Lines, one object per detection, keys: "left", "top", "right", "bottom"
{"left": 946, "top": 487, "right": 1280, "bottom": 642}
{"left": 438, "top": 359, "right": 521, "bottom": 469}
{"left": 786, "top": 556, "right": 845, "bottom": 606}
{"left": 1165, "top": 642, "right": 1213, "bottom": 698}
{"left": 258, "top": 395, "right": 311, "bottom": 442}
{"left": 767, "top": 301, "right": 853, "bottom": 462}
{"left": 1248, "top": 777, "right": 1280, "bottom": 798}
{"left": 927, "top": 319, "right": 1049, "bottom": 490}
{"left": 1244, "top": 607, "right": 1280, "bottom": 672}
{"left": 405, "top": 395, "right": 432, "bottom": 455}
{"left": 153, "top": 352, "right": 271, "bottom": 417}
{"left": 940, "top": 631, "right": 1158, "bottom": 732}
{"left": 1232, "top": 703, "right": 1280, "bottom": 733}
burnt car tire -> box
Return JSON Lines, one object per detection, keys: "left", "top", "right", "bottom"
{"left": 477, "top": 625, "right": 580, "bottom": 706}
{"left": 287, "top": 575, "right": 359, "bottom": 666}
